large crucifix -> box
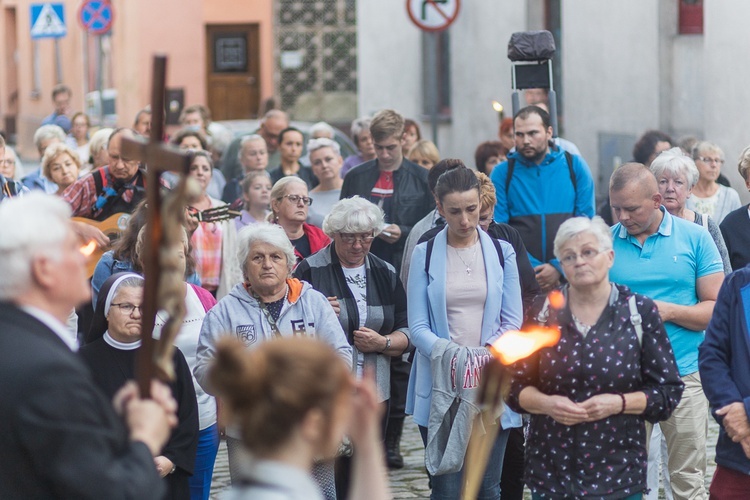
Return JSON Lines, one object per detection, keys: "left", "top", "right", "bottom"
{"left": 121, "top": 55, "right": 200, "bottom": 397}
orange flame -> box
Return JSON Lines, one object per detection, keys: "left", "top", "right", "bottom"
{"left": 490, "top": 327, "right": 561, "bottom": 365}
{"left": 548, "top": 289, "right": 565, "bottom": 310}
{"left": 80, "top": 240, "right": 97, "bottom": 257}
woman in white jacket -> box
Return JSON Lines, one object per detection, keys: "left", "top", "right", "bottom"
{"left": 194, "top": 222, "right": 351, "bottom": 499}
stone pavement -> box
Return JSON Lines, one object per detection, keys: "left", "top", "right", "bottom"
{"left": 210, "top": 416, "right": 721, "bottom": 499}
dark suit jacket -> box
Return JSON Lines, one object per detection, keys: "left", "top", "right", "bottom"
{"left": 0, "top": 302, "right": 165, "bottom": 499}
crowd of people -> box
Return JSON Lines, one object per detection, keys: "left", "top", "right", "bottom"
{"left": 2, "top": 83, "right": 750, "bottom": 500}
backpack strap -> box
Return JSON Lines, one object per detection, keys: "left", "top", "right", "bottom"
{"left": 505, "top": 157, "right": 516, "bottom": 194}
{"left": 701, "top": 213, "right": 708, "bottom": 228}
{"left": 424, "top": 237, "right": 436, "bottom": 275}
{"left": 505, "top": 151, "right": 576, "bottom": 194}
{"left": 490, "top": 237, "right": 505, "bottom": 269}
{"left": 628, "top": 294, "right": 643, "bottom": 347}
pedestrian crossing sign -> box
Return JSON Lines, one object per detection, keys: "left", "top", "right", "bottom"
{"left": 30, "top": 3, "right": 67, "bottom": 39}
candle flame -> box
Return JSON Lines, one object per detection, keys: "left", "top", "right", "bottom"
{"left": 490, "top": 327, "right": 561, "bottom": 365}
{"left": 492, "top": 100, "right": 504, "bottom": 113}
{"left": 548, "top": 290, "right": 565, "bottom": 310}
{"left": 80, "top": 240, "right": 97, "bottom": 257}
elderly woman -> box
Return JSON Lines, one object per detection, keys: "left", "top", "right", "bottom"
{"left": 407, "top": 166, "right": 522, "bottom": 499}
{"left": 187, "top": 150, "right": 241, "bottom": 299}
{"left": 210, "top": 337, "right": 390, "bottom": 500}
{"left": 80, "top": 273, "right": 199, "bottom": 500}
{"left": 269, "top": 176, "right": 330, "bottom": 261}
{"left": 42, "top": 143, "right": 81, "bottom": 195}
{"left": 194, "top": 222, "right": 351, "bottom": 498}
{"left": 687, "top": 141, "right": 741, "bottom": 224}
{"left": 720, "top": 145, "right": 750, "bottom": 270}
{"left": 88, "top": 127, "right": 113, "bottom": 171}
{"left": 308, "top": 138, "right": 344, "bottom": 227}
{"left": 649, "top": 147, "right": 731, "bottom": 274}
{"left": 222, "top": 135, "right": 269, "bottom": 204}
{"left": 341, "top": 116, "right": 375, "bottom": 177}
{"left": 293, "top": 196, "right": 409, "bottom": 494}
{"left": 507, "top": 216, "right": 684, "bottom": 499}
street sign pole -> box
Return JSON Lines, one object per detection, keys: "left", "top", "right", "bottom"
{"left": 425, "top": 32, "right": 439, "bottom": 147}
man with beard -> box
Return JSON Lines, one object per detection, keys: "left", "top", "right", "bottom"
{"left": 490, "top": 105, "right": 594, "bottom": 292}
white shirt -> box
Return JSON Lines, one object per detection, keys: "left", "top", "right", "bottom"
{"left": 20, "top": 305, "right": 79, "bottom": 351}
{"left": 342, "top": 264, "right": 367, "bottom": 376}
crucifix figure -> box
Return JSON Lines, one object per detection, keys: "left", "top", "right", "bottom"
{"left": 121, "top": 55, "right": 201, "bottom": 396}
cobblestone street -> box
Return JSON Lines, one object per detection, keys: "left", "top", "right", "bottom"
{"left": 210, "top": 416, "right": 720, "bottom": 499}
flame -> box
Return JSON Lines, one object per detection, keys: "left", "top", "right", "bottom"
{"left": 80, "top": 240, "right": 97, "bottom": 257}
{"left": 492, "top": 100, "right": 504, "bottom": 113}
{"left": 548, "top": 290, "right": 565, "bottom": 310}
{"left": 490, "top": 327, "right": 561, "bottom": 365}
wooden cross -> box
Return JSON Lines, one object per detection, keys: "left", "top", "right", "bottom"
{"left": 121, "top": 55, "right": 193, "bottom": 397}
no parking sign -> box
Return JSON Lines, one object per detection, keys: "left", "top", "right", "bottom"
{"left": 78, "top": 0, "right": 113, "bottom": 35}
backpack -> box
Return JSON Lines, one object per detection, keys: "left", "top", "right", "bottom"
{"left": 535, "top": 290, "right": 644, "bottom": 346}
{"left": 506, "top": 150, "right": 576, "bottom": 202}
{"left": 424, "top": 234, "right": 505, "bottom": 275}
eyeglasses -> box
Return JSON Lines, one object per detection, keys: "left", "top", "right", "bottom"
{"left": 339, "top": 232, "right": 375, "bottom": 245}
{"left": 698, "top": 157, "right": 725, "bottom": 165}
{"left": 560, "top": 248, "right": 603, "bottom": 267}
{"left": 281, "top": 194, "right": 312, "bottom": 206}
{"left": 111, "top": 303, "right": 143, "bottom": 315}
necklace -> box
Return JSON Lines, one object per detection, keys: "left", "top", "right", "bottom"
{"left": 453, "top": 242, "right": 479, "bottom": 275}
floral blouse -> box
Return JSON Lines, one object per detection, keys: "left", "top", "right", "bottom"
{"left": 507, "top": 283, "right": 684, "bottom": 499}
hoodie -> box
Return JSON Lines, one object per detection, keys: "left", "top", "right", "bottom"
{"left": 193, "top": 278, "right": 353, "bottom": 396}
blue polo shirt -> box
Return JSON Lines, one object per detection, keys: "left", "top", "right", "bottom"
{"left": 610, "top": 207, "right": 723, "bottom": 376}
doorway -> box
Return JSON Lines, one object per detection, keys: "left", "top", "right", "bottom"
{"left": 205, "top": 24, "right": 260, "bottom": 120}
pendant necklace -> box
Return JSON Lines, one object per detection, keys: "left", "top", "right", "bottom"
{"left": 454, "top": 241, "right": 478, "bottom": 275}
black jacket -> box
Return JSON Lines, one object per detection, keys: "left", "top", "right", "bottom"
{"left": 340, "top": 158, "right": 434, "bottom": 271}
{"left": 0, "top": 303, "right": 165, "bottom": 499}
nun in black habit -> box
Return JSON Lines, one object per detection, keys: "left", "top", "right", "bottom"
{"left": 80, "top": 272, "right": 199, "bottom": 500}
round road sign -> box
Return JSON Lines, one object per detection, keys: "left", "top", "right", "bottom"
{"left": 78, "top": 0, "right": 113, "bottom": 35}
{"left": 406, "top": 0, "right": 460, "bottom": 32}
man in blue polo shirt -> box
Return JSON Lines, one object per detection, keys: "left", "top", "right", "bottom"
{"left": 609, "top": 163, "right": 724, "bottom": 500}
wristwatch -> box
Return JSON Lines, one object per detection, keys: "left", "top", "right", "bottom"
{"left": 380, "top": 336, "right": 391, "bottom": 353}
{"left": 169, "top": 464, "right": 177, "bottom": 475}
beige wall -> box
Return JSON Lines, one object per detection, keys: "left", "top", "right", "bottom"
{"left": 0, "top": 0, "right": 273, "bottom": 158}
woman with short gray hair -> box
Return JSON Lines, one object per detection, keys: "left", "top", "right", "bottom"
{"left": 294, "top": 196, "right": 409, "bottom": 493}
{"left": 688, "top": 141, "right": 741, "bottom": 223}
{"left": 194, "top": 221, "right": 351, "bottom": 497}
{"left": 508, "top": 216, "right": 683, "bottom": 499}
{"left": 650, "top": 147, "right": 731, "bottom": 274}
{"left": 308, "top": 138, "right": 344, "bottom": 227}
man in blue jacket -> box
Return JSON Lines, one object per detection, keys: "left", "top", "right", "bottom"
{"left": 491, "top": 105, "right": 594, "bottom": 292}
{"left": 700, "top": 267, "right": 750, "bottom": 496}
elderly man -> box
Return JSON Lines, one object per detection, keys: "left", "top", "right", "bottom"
{"left": 63, "top": 128, "right": 146, "bottom": 220}
{"left": 133, "top": 107, "right": 152, "bottom": 137}
{"left": 609, "top": 163, "right": 724, "bottom": 500}
{"left": 0, "top": 192, "right": 176, "bottom": 498}
{"left": 258, "top": 109, "right": 289, "bottom": 166}
{"left": 21, "top": 124, "right": 67, "bottom": 193}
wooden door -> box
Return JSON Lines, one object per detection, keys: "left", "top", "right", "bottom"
{"left": 205, "top": 24, "right": 260, "bottom": 120}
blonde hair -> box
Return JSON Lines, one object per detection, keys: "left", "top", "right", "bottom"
{"left": 41, "top": 143, "right": 81, "bottom": 180}
{"left": 408, "top": 140, "right": 439, "bottom": 166}
{"left": 475, "top": 171, "right": 497, "bottom": 211}
{"left": 370, "top": 109, "right": 405, "bottom": 143}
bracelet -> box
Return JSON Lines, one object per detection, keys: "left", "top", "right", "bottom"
{"left": 618, "top": 393, "right": 626, "bottom": 415}
{"left": 380, "top": 336, "right": 391, "bottom": 353}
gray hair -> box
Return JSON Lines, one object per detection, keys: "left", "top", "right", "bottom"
{"left": 310, "top": 122, "right": 335, "bottom": 139}
{"left": 350, "top": 117, "right": 372, "bottom": 144}
{"left": 692, "top": 140, "right": 723, "bottom": 160}
{"left": 236, "top": 222, "right": 297, "bottom": 275}
{"left": 322, "top": 196, "right": 385, "bottom": 237}
{"left": 553, "top": 216, "right": 613, "bottom": 260}
{"left": 238, "top": 134, "right": 267, "bottom": 160}
{"left": 89, "top": 128, "right": 114, "bottom": 160}
{"left": 5, "top": 147, "right": 24, "bottom": 181}
{"left": 649, "top": 147, "right": 700, "bottom": 188}
{"left": 307, "top": 137, "right": 341, "bottom": 157}
{"left": 33, "top": 124, "right": 66, "bottom": 153}
{"left": 0, "top": 192, "right": 71, "bottom": 300}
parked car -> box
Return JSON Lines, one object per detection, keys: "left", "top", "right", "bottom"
{"left": 215, "top": 119, "right": 357, "bottom": 182}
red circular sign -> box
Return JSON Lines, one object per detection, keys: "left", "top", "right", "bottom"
{"left": 78, "top": 0, "right": 114, "bottom": 35}
{"left": 406, "top": 0, "right": 460, "bottom": 32}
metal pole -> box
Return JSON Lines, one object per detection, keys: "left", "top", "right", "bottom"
{"left": 54, "top": 38, "right": 62, "bottom": 84}
{"left": 32, "top": 40, "right": 41, "bottom": 98}
{"left": 425, "top": 31, "right": 439, "bottom": 147}
{"left": 82, "top": 31, "right": 89, "bottom": 97}
{"left": 97, "top": 35, "right": 104, "bottom": 125}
